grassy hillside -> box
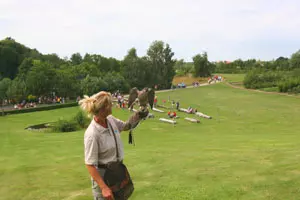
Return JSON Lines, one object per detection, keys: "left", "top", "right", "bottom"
{"left": 1, "top": 83, "right": 300, "bottom": 200}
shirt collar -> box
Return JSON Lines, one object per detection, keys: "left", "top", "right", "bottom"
{"left": 92, "top": 119, "right": 111, "bottom": 135}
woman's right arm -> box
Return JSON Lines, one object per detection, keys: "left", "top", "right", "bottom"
{"left": 85, "top": 134, "right": 114, "bottom": 199}
{"left": 86, "top": 165, "right": 113, "bottom": 199}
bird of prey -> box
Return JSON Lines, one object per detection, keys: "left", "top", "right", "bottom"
{"left": 128, "top": 87, "right": 155, "bottom": 111}
{"left": 127, "top": 87, "right": 154, "bottom": 146}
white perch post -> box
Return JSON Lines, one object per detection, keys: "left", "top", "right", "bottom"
{"left": 153, "top": 108, "right": 165, "bottom": 113}
{"left": 159, "top": 118, "right": 177, "bottom": 124}
{"left": 184, "top": 117, "right": 200, "bottom": 123}
{"left": 195, "top": 112, "right": 212, "bottom": 119}
{"left": 179, "top": 108, "right": 189, "bottom": 113}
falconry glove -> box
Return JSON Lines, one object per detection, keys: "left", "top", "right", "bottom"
{"left": 126, "top": 110, "right": 149, "bottom": 145}
{"left": 138, "top": 109, "right": 149, "bottom": 119}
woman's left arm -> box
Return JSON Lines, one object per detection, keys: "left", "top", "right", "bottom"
{"left": 109, "top": 113, "right": 139, "bottom": 132}
{"left": 109, "top": 110, "right": 148, "bottom": 132}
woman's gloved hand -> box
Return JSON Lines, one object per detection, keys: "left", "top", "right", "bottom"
{"left": 138, "top": 109, "right": 149, "bottom": 119}
{"left": 125, "top": 109, "right": 150, "bottom": 131}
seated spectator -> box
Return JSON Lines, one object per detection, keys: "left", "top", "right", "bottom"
{"left": 168, "top": 111, "right": 177, "bottom": 118}
{"left": 187, "top": 106, "right": 197, "bottom": 114}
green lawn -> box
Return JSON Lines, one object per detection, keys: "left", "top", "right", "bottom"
{"left": 1, "top": 83, "right": 300, "bottom": 200}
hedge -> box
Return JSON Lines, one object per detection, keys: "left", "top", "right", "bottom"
{"left": 51, "top": 119, "right": 79, "bottom": 132}
{"left": 1, "top": 102, "right": 78, "bottom": 116}
{"left": 278, "top": 77, "right": 300, "bottom": 93}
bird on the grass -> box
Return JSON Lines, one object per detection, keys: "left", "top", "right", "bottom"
{"left": 128, "top": 87, "right": 155, "bottom": 112}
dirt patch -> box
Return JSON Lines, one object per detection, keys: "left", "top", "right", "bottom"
{"left": 173, "top": 76, "right": 207, "bottom": 85}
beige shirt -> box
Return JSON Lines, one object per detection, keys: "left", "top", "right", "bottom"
{"left": 84, "top": 115, "right": 127, "bottom": 165}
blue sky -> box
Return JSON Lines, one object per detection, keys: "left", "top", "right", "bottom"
{"left": 0, "top": 0, "right": 299, "bottom": 61}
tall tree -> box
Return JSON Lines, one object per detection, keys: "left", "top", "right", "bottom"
{"left": 146, "top": 41, "right": 176, "bottom": 89}
{"left": 162, "top": 44, "right": 176, "bottom": 88}
{"left": 147, "top": 41, "right": 164, "bottom": 86}
{"left": 121, "top": 48, "right": 150, "bottom": 89}
{"left": 290, "top": 50, "right": 300, "bottom": 69}
{"left": 193, "top": 52, "right": 212, "bottom": 77}
{"left": 26, "top": 61, "right": 57, "bottom": 96}
{"left": 70, "top": 53, "right": 83, "bottom": 65}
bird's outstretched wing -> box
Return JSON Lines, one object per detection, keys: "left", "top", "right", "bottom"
{"left": 147, "top": 88, "right": 155, "bottom": 109}
{"left": 128, "top": 87, "right": 139, "bottom": 108}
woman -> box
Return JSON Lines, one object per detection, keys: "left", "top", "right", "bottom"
{"left": 79, "top": 91, "right": 148, "bottom": 200}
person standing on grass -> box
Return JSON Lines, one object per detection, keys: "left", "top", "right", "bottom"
{"left": 176, "top": 101, "right": 180, "bottom": 110}
{"left": 171, "top": 100, "right": 175, "bottom": 109}
{"left": 154, "top": 96, "right": 158, "bottom": 108}
{"left": 79, "top": 91, "right": 148, "bottom": 200}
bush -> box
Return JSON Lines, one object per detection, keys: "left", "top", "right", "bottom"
{"left": 290, "top": 85, "right": 300, "bottom": 93}
{"left": 48, "top": 110, "right": 90, "bottom": 133}
{"left": 74, "top": 110, "right": 90, "bottom": 128}
{"left": 278, "top": 77, "right": 300, "bottom": 93}
{"left": 52, "top": 119, "right": 79, "bottom": 132}
{"left": 244, "top": 70, "right": 283, "bottom": 89}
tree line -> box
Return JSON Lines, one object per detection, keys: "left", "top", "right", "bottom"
{"left": 1, "top": 36, "right": 300, "bottom": 103}
{"left": 0, "top": 38, "right": 177, "bottom": 103}
{"left": 174, "top": 52, "right": 300, "bottom": 75}
{"left": 213, "top": 52, "right": 300, "bottom": 74}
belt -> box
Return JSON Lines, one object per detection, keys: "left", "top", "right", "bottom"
{"left": 98, "top": 160, "right": 123, "bottom": 169}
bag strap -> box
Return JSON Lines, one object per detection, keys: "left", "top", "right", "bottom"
{"left": 107, "top": 120, "right": 120, "bottom": 161}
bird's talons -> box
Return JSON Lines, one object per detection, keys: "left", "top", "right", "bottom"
{"left": 139, "top": 106, "right": 146, "bottom": 112}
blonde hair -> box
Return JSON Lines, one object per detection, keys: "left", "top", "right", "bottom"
{"left": 79, "top": 91, "right": 112, "bottom": 116}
